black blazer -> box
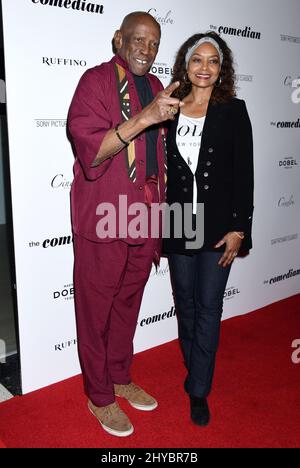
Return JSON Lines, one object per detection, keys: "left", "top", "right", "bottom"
{"left": 163, "top": 97, "right": 254, "bottom": 254}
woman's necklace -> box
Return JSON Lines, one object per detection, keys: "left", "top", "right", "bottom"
{"left": 195, "top": 97, "right": 209, "bottom": 106}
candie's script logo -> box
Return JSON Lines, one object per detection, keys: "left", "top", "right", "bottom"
{"left": 150, "top": 264, "right": 169, "bottom": 278}
{"left": 278, "top": 195, "right": 295, "bottom": 208}
{"left": 51, "top": 174, "right": 72, "bottom": 190}
{"left": 32, "top": 0, "right": 104, "bottom": 14}
{"left": 148, "top": 8, "right": 174, "bottom": 26}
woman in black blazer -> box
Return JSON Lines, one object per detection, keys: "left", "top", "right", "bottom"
{"left": 163, "top": 31, "right": 254, "bottom": 426}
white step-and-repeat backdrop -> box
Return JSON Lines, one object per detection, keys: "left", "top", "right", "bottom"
{"left": 2, "top": 0, "right": 300, "bottom": 394}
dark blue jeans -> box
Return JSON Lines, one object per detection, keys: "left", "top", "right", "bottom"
{"left": 168, "top": 252, "right": 231, "bottom": 398}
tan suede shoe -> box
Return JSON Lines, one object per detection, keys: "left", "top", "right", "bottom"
{"left": 88, "top": 400, "right": 133, "bottom": 437}
{"left": 114, "top": 383, "right": 158, "bottom": 411}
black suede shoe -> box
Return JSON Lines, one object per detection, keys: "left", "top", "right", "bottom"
{"left": 189, "top": 396, "right": 210, "bottom": 426}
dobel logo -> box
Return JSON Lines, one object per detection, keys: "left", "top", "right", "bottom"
{"left": 224, "top": 286, "right": 240, "bottom": 300}
{"left": 151, "top": 63, "right": 174, "bottom": 80}
{"left": 53, "top": 284, "right": 74, "bottom": 300}
{"left": 278, "top": 157, "right": 298, "bottom": 169}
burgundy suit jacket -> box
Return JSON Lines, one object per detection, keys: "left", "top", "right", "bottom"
{"left": 68, "top": 55, "right": 166, "bottom": 243}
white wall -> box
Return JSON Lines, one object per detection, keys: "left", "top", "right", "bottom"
{"left": 1, "top": 0, "right": 300, "bottom": 394}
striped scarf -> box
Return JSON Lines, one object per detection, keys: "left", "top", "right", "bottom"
{"left": 114, "top": 62, "right": 167, "bottom": 188}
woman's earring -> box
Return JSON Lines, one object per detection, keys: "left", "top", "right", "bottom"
{"left": 215, "top": 76, "right": 222, "bottom": 87}
{"left": 183, "top": 72, "right": 190, "bottom": 83}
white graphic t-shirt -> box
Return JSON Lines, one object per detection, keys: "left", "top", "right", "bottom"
{"left": 176, "top": 113, "right": 206, "bottom": 214}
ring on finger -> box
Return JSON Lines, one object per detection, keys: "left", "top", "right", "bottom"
{"left": 167, "top": 106, "right": 177, "bottom": 115}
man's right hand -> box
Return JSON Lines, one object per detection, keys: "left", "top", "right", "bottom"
{"left": 94, "top": 82, "right": 183, "bottom": 164}
{"left": 141, "top": 81, "right": 184, "bottom": 126}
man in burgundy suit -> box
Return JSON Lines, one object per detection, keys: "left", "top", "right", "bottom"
{"left": 68, "top": 11, "right": 181, "bottom": 437}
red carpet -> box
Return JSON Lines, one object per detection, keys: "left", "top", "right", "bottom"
{"left": 0, "top": 294, "right": 299, "bottom": 448}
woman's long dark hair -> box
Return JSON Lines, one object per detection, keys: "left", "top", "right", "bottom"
{"left": 171, "top": 31, "right": 236, "bottom": 103}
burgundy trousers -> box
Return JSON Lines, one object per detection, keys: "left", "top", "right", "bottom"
{"left": 73, "top": 179, "right": 160, "bottom": 407}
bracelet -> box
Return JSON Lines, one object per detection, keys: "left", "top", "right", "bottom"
{"left": 233, "top": 231, "right": 245, "bottom": 239}
{"left": 115, "top": 124, "right": 130, "bottom": 146}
